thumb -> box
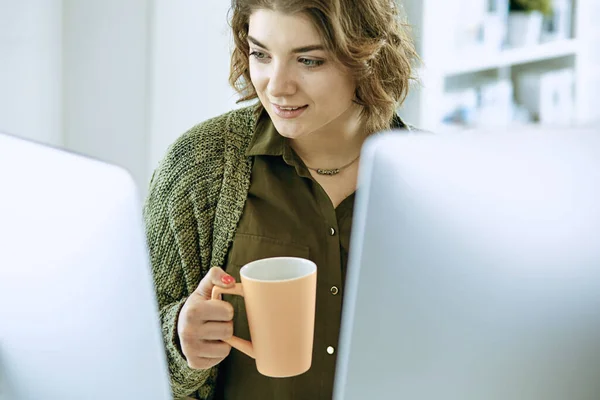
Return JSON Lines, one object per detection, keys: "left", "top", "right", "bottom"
{"left": 194, "top": 266, "right": 236, "bottom": 299}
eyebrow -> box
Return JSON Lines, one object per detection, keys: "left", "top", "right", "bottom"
{"left": 247, "top": 36, "right": 325, "bottom": 53}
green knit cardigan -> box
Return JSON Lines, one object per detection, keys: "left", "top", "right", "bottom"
{"left": 143, "top": 105, "right": 413, "bottom": 399}
{"left": 143, "top": 106, "right": 257, "bottom": 399}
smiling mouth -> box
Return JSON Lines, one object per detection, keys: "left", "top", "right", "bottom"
{"left": 271, "top": 104, "right": 309, "bottom": 119}
{"left": 274, "top": 105, "right": 307, "bottom": 111}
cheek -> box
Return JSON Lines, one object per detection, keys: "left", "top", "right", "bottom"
{"left": 310, "top": 75, "right": 355, "bottom": 106}
{"left": 249, "top": 64, "right": 268, "bottom": 93}
{"left": 332, "top": 74, "right": 356, "bottom": 100}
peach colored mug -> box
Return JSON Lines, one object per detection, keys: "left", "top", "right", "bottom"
{"left": 212, "top": 257, "right": 317, "bottom": 378}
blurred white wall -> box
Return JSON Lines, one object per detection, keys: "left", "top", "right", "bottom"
{"left": 575, "top": 0, "right": 600, "bottom": 125}
{"left": 149, "top": 1, "right": 240, "bottom": 172}
{"left": 63, "top": 0, "right": 150, "bottom": 192}
{"left": 0, "top": 0, "right": 63, "bottom": 145}
{"left": 1, "top": 1, "right": 239, "bottom": 195}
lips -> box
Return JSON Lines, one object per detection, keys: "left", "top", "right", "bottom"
{"left": 275, "top": 105, "right": 305, "bottom": 110}
{"left": 272, "top": 104, "right": 308, "bottom": 119}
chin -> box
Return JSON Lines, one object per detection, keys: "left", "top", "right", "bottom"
{"left": 273, "top": 126, "right": 307, "bottom": 140}
{"left": 270, "top": 118, "right": 310, "bottom": 140}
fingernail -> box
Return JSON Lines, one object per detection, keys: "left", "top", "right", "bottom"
{"left": 221, "top": 275, "right": 235, "bottom": 284}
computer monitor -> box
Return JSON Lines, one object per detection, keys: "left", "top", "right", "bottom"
{"left": 335, "top": 128, "right": 600, "bottom": 400}
{"left": 0, "top": 133, "right": 171, "bottom": 400}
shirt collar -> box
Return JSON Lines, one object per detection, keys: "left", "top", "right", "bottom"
{"left": 245, "top": 109, "right": 286, "bottom": 157}
{"left": 245, "top": 108, "right": 408, "bottom": 158}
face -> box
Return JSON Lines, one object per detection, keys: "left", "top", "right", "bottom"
{"left": 248, "top": 9, "right": 359, "bottom": 140}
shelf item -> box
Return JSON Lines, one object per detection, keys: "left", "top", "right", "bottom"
{"left": 441, "top": 79, "right": 515, "bottom": 128}
{"left": 515, "top": 68, "right": 575, "bottom": 125}
{"left": 444, "top": 39, "right": 579, "bottom": 76}
{"left": 507, "top": 11, "right": 545, "bottom": 48}
{"left": 541, "top": 0, "right": 573, "bottom": 43}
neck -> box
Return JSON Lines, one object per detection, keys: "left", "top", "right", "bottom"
{"left": 290, "top": 104, "right": 367, "bottom": 170}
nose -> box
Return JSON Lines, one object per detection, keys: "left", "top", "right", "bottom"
{"left": 267, "top": 61, "right": 296, "bottom": 99}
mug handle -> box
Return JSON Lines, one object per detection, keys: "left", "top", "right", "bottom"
{"left": 211, "top": 283, "right": 255, "bottom": 359}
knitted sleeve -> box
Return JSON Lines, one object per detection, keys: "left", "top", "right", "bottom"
{"left": 143, "top": 118, "right": 227, "bottom": 399}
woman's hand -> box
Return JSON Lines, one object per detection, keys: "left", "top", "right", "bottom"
{"left": 177, "top": 267, "right": 236, "bottom": 370}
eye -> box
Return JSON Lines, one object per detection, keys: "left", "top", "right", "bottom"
{"left": 249, "top": 50, "right": 270, "bottom": 62}
{"left": 299, "top": 58, "right": 325, "bottom": 68}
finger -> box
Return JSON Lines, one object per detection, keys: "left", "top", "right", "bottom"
{"left": 195, "top": 340, "right": 232, "bottom": 359}
{"left": 180, "top": 339, "right": 230, "bottom": 364}
{"left": 181, "top": 299, "right": 234, "bottom": 325}
{"left": 194, "top": 267, "right": 236, "bottom": 299}
{"left": 199, "top": 321, "right": 234, "bottom": 341}
{"left": 186, "top": 356, "right": 226, "bottom": 370}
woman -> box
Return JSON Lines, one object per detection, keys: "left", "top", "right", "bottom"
{"left": 144, "top": 0, "right": 418, "bottom": 398}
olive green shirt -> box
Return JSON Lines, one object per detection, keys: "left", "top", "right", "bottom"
{"left": 142, "top": 105, "right": 412, "bottom": 399}
{"left": 215, "top": 112, "right": 355, "bottom": 399}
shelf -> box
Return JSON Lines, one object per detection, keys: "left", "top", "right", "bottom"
{"left": 434, "top": 121, "right": 578, "bottom": 134}
{"left": 443, "top": 39, "right": 580, "bottom": 76}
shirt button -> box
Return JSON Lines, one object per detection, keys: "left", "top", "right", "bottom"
{"left": 330, "top": 286, "right": 339, "bottom": 295}
{"left": 327, "top": 346, "right": 335, "bottom": 355}
{"left": 330, "top": 227, "right": 336, "bottom": 236}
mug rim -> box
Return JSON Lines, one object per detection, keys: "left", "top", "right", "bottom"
{"left": 240, "top": 256, "right": 316, "bottom": 283}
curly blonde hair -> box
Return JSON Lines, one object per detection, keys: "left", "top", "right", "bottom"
{"left": 228, "top": 0, "right": 418, "bottom": 134}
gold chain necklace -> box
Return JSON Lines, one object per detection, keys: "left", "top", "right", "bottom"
{"left": 305, "top": 155, "right": 360, "bottom": 176}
